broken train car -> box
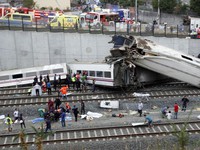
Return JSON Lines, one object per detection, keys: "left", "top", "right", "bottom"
{"left": 105, "top": 35, "right": 200, "bottom": 88}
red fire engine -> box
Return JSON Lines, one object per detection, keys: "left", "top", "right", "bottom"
{"left": 85, "top": 11, "right": 119, "bottom": 28}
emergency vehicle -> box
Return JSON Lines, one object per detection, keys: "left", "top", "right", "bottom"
{"left": 85, "top": 11, "right": 119, "bottom": 28}
{"left": 0, "top": 12, "right": 33, "bottom": 26}
{"left": 49, "top": 14, "right": 79, "bottom": 28}
{"left": 0, "top": 7, "right": 15, "bottom": 17}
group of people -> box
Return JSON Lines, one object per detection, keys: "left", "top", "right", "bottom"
{"left": 161, "top": 96, "right": 190, "bottom": 120}
{"left": 137, "top": 96, "right": 190, "bottom": 128}
{"left": 30, "top": 71, "right": 95, "bottom": 97}
{"left": 42, "top": 98, "right": 86, "bottom": 132}
{"left": 4, "top": 108, "right": 26, "bottom": 132}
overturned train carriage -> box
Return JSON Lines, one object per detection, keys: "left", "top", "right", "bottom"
{"left": 106, "top": 35, "right": 200, "bottom": 88}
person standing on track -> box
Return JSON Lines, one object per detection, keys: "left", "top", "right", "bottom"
{"left": 137, "top": 101, "right": 143, "bottom": 117}
{"left": 19, "top": 114, "right": 26, "bottom": 129}
{"left": 182, "top": 96, "right": 189, "bottom": 112}
{"left": 13, "top": 108, "right": 19, "bottom": 122}
{"left": 174, "top": 102, "right": 179, "bottom": 119}
{"left": 53, "top": 74, "right": 57, "bottom": 91}
{"left": 61, "top": 111, "right": 66, "bottom": 127}
{"left": 72, "top": 105, "right": 79, "bottom": 122}
{"left": 54, "top": 97, "right": 61, "bottom": 110}
{"left": 5, "top": 114, "right": 13, "bottom": 132}
{"left": 45, "top": 115, "right": 52, "bottom": 133}
{"left": 80, "top": 100, "right": 85, "bottom": 115}
{"left": 47, "top": 81, "right": 52, "bottom": 95}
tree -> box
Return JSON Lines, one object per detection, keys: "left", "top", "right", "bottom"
{"left": 152, "top": 0, "right": 177, "bottom": 13}
{"left": 23, "top": 0, "right": 35, "bottom": 8}
{"left": 190, "top": 0, "right": 200, "bottom": 15}
{"left": 31, "top": 124, "right": 54, "bottom": 150}
{"left": 13, "top": 129, "right": 28, "bottom": 150}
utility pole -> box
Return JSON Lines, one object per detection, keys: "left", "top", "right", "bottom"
{"left": 135, "top": 0, "right": 137, "bottom": 22}
{"left": 158, "top": 0, "right": 160, "bottom": 25}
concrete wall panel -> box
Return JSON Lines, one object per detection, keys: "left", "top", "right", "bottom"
{"left": 65, "top": 33, "right": 81, "bottom": 62}
{"left": 0, "top": 30, "right": 200, "bottom": 71}
{"left": 32, "top": 32, "right": 50, "bottom": 66}
{"left": 0, "top": 31, "right": 17, "bottom": 70}
{"left": 14, "top": 31, "right": 33, "bottom": 68}
{"left": 48, "top": 33, "right": 66, "bottom": 64}
{"left": 188, "top": 40, "right": 200, "bottom": 57}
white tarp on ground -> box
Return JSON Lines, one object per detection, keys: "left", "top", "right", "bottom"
{"left": 100, "top": 101, "right": 119, "bottom": 109}
{"left": 87, "top": 111, "right": 103, "bottom": 118}
{"left": 132, "top": 122, "right": 145, "bottom": 127}
{"left": 133, "top": 92, "right": 150, "bottom": 97}
{"left": 0, "top": 115, "right": 5, "bottom": 119}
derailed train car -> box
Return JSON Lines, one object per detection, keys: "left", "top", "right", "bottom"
{"left": 106, "top": 34, "right": 200, "bottom": 88}
{"left": 0, "top": 61, "right": 164, "bottom": 88}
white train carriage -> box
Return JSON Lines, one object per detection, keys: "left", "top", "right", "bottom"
{"left": 0, "top": 63, "right": 68, "bottom": 88}
{"left": 68, "top": 62, "right": 133, "bottom": 87}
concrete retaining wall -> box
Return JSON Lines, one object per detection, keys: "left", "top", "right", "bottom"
{"left": 0, "top": 30, "right": 200, "bottom": 71}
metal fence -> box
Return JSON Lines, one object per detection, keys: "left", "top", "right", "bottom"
{"left": 0, "top": 18, "right": 193, "bottom": 38}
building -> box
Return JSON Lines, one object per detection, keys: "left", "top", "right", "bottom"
{"left": 34, "top": 0, "right": 71, "bottom": 10}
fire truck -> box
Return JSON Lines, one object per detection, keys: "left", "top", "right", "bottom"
{"left": 85, "top": 11, "right": 119, "bottom": 28}
{"left": 0, "top": 7, "right": 15, "bottom": 17}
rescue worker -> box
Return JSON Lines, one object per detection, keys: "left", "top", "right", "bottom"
{"left": 5, "top": 114, "right": 13, "bottom": 132}
{"left": 60, "top": 85, "right": 68, "bottom": 99}
{"left": 71, "top": 76, "right": 76, "bottom": 89}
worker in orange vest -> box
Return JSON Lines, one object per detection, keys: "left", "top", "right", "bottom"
{"left": 60, "top": 85, "right": 68, "bottom": 99}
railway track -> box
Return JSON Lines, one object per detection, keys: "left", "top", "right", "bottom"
{"left": 0, "top": 86, "right": 105, "bottom": 97}
{"left": 0, "top": 87, "right": 200, "bottom": 107}
{"left": 0, "top": 120, "right": 200, "bottom": 149}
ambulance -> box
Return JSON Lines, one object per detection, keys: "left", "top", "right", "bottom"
{"left": 0, "top": 12, "right": 33, "bottom": 26}
{"left": 49, "top": 14, "right": 79, "bottom": 28}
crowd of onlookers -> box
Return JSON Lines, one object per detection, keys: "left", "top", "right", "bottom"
{"left": 30, "top": 71, "right": 95, "bottom": 97}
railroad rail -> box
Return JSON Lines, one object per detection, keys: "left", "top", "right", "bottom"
{"left": 0, "top": 87, "right": 200, "bottom": 107}
{"left": 0, "top": 120, "right": 200, "bottom": 148}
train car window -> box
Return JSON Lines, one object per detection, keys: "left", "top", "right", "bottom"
{"left": 0, "top": 75, "right": 9, "bottom": 81}
{"left": 97, "top": 71, "right": 103, "bottom": 77}
{"left": 26, "top": 72, "right": 37, "bottom": 77}
{"left": 181, "top": 55, "right": 193, "bottom": 61}
{"left": 53, "top": 68, "right": 64, "bottom": 73}
{"left": 104, "top": 72, "right": 111, "bottom": 78}
{"left": 77, "top": 70, "right": 82, "bottom": 74}
{"left": 40, "top": 70, "right": 50, "bottom": 75}
{"left": 89, "top": 71, "right": 95, "bottom": 77}
{"left": 12, "top": 74, "right": 23, "bottom": 79}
